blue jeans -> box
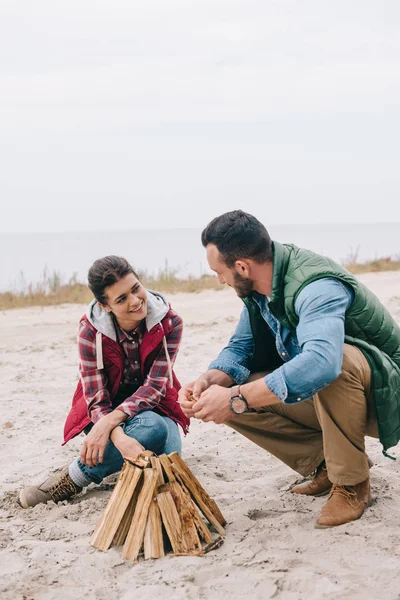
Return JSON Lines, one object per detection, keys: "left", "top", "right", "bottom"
{"left": 69, "top": 411, "right": 182, "bottom": 486}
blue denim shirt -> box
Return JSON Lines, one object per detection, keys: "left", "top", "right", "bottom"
{"left": 208, "top": 278, "right": 354, "bottom": 404}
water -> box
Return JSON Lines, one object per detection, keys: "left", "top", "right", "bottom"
{"left": 1, "top": 223, "right": 400, "bottom": 292}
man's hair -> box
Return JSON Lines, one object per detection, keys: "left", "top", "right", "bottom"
{"left": 201, "top": 210, "right": 273, "bottom": 267}
{"left": 88, "top": 255, "right": 138, "bottom": 304}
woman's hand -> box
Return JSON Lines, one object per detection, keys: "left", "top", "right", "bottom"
{"left": 80, "top": 411, "right": 126, "bottom": 468}
{"left": 112, "top": 431, "right": 145, "bottom": 459}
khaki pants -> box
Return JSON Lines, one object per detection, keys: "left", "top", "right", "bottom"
{"left": 226, "top": 344, "right": 379, "bottom": 486}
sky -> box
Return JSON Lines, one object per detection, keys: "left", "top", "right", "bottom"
{"left": 1, "top": 1, "right": 399, "bottom": 233}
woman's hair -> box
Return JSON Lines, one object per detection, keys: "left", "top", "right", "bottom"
{"left": 201, "top": 209, "right": 273, "bottom": 267}
{"left": 88, "top": 255, "right": 138, "bottom": 304}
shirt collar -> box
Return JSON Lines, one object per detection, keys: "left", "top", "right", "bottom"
{"left": 113, "top": 317, "right": 144, "bottom": 344}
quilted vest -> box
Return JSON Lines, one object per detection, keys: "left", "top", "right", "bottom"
{"left": 63, "top": 312, "right": 190, "bottom": 445}
{"left": 243, "top": 241, "right": 400, "bottom": 453}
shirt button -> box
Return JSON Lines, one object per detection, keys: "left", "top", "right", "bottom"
{"left": 282, "top": 352, "right": 286, "bottom": 356}
{"left": 296, "top": 397, "right": 301, "bottom": 402}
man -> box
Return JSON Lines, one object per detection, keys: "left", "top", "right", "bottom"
{"left": 179, "top": 210, "right": 400, "bottom": 528}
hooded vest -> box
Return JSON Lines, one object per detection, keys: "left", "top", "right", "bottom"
{"left": 63, "top": 312, "right": 190, "bottom": 444}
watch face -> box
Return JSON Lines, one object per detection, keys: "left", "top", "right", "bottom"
{"left": 231, "top": 396, "right": 247, "bottom": 414}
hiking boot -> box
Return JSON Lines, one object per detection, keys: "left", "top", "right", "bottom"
{"left": 19, "top": 466, "right": 82, "bottom": 508}
{"left": 291, "top": 456, "right": 373, "bottom": 497}
{"left": 291, "top": 461, "right": 331, "bottom": 497}
{"left": 315, "top": 477, "right": 371, "bottom": 528}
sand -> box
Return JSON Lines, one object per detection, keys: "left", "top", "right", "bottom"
{"left": 1, "top": 271, "right": 400, "bottom": 600}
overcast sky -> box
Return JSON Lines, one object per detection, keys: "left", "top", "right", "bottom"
{"left": 1, "top": 1, "right": 399, "bottom": 233}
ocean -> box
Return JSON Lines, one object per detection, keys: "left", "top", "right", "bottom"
{"left": 1, "top": 223, "right": 399, "bottom": 292}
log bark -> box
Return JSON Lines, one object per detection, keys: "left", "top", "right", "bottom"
{"left": 113, "top": 475, "right": 143, "bottom": 546}
{"left": 169, "top": 452, "right": 226, "bottom": 526}
{"left": 150, "top": 456, "right": 165, "bottom": 488}
{"left": 143, "top": 499, "right": 164, "bottom": 559}
{"left": 122, "top": 468, "right": 159, "bottom": 561}
{"left": 156, "top": 491, "right": 187, "bottom": 554}
{"left": 158, "top": 454, "right": 176, "bottom": 482}
{"left": 90, "top": 462, "right": 142, "bottom": 552}
{"left": 159, "top": 482, "right": 202, "bottom": 552}
{"left": 170, "top": 463, "right": 225, "bottom": 536}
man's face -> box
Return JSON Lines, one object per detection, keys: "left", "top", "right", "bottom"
{"left": 206, "top": 243, "right": 254, "bottom": 298}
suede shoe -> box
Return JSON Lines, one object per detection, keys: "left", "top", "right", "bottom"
{"left": 315, "top": 477, "right": 371, "bottom": 528}
{"left": 291, "top": 462, "right": 331, "bottom": 497}
{"left": 19, "top": 466, "right": 82, "bottom": 508}
{"left": 291, "top": 456, "right": 373, "bottom": 497}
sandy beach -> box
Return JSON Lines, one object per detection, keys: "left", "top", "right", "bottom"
{"left": 1, "top": 271, "right": 400, "bottom": 600}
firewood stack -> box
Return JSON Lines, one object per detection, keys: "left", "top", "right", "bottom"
{"left": 90, "top": 451, "right": 226, "bottom": 561}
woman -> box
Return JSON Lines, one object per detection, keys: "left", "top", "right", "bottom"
{"left": 19, "top": 256, "right": 189, "bottom": 508}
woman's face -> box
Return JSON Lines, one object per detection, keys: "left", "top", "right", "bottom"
{"left": 101, "top": 273, "right": 147, "bottom": 330}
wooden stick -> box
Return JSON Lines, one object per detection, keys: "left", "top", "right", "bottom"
{"left": 150, "top": 456, "right": 165, "bottom": 488}
{"left": 171, "top": 467, "right": 214, "bottom": 544}
{"left": 159, "top": 482, "right": 202, "bottom": 552}
{"left": 158, "top": 454, "right": 175, "bottom": 482}
{"left": 122, "top": 468, "right": 159, "bottom": 561}
{"left": 170, "top": 463, "right": 225, "bottom": 536}
{"left": 113, "top": 475, "right": 143, "bottom": 546}
{"left": 156, "top": 491, "right": 187, "bottom": 554}
{"left": 143, "top": 499, "right": 164, "bottom": 560}
{"left": 169, "top": 452, "right": 226, "bottom": 526}
{"left": 126, "top": 451, "right": 153, "bottom": 469}
{"left": 90, "top": 462, "right": 142, "bottom": 552}
{"left": 172, "top": 536, "right": 224, "bottom": 557}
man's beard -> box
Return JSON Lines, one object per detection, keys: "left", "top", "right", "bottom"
{"left": 233, "top": 272, "right": 254, "bottom": 298}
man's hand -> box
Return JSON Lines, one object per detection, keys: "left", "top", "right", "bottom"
{"left": 80, "top": 410, "right": 126, "bottom": 468}
{"left": 178, "top": 376, "right": 211, "bottom": 418}
{"left": 192, "top": 384, "right": 232, "bottom": 424}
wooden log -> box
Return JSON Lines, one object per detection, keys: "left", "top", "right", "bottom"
{"left": 158, "top": 454, "right": 175, "bottom": 482}
{"left": 156, "top": 491, "right": 187, "bottom": 554}
{"left": 143, "top": 499, "right": 164, "bottom": 560}
{"left": 150, "top": 456, "right": 165, "bottom": 488}
{"left": 122, "top": 468, "right": 159, "bottom": 561}
{"left": 169, "top": 452, "right": 226, "bottom": 526}
{"left": 159, "top": 482, "right": 202, "bottom": 552}
{"left": 126, "top": 450, "right": 154, "bottom": 469}
{"left": 113, "top": 475, "right": 143, "bottom": 546}
{"left": 171, "top": 467, "right": 214, "bottom": 544}
{"left": 170, "top": 463, "right": 226, "bottom": 536}
{"left": 172, "top": 536, "right": 224, "bottom": 557}
{"left": 90, "top": 462, "right": 142, "bottom": 552}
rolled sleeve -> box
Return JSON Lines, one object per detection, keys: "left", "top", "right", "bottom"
{"left": 264, "top": 367, "right": 288, "bottom": 402}
{"left": 208, "top": 358, "right": 251, "bottom": 384}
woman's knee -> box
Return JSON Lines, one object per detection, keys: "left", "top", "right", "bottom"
{"left": 124, "top": 411, "right": 169, "bottom": 452}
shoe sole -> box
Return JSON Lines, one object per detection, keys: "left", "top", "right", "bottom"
{"left": 18, "top": 490, "right": 30, "bottom": 509}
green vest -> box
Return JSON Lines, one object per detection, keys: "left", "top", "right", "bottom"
{"left": 243, "top": 242, "right": 400, "bottom": 453}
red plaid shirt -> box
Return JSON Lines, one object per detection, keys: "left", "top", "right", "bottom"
{"left": 78, "top": 313, "right": 183, "bottom": 423}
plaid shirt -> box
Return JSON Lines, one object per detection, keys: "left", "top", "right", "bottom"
{"left": 78, "top": 312, "right": 183, "bottom": 423}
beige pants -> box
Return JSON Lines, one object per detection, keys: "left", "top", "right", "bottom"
{"left": 226, "top": 344, "right": 379, "bottom": 486}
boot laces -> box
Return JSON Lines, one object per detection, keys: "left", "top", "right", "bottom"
{"left": 48, "top": 474, "right": 80, "bottom": 503}
{"left": 329, "top": 484, "right": 359, "bottom": 508}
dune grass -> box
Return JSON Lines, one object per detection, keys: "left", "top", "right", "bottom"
{"left": 0, "top": 267, "right": 224, "bottom": 310}
{"left": 1, "top": 254, "right": 399, "bottom": 310}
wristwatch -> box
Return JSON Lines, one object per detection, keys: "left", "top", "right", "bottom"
{"left": 229, "top": 385, "right": 250, "bottom": 415}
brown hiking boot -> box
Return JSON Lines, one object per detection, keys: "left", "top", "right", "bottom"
{"left": 315, "top": 477, "right": 371, "bottom": 528}
{"left": 291, "top": 461, "right": 331, "bottom": 497}
{"left": 291, "top": 456, "right": 374, "bottom": 497}
{"left": 19, "top": 466, "right": 82, "bottom": 509}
